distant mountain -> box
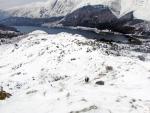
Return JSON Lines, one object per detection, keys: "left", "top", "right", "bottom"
{"left": 0, "top": 0, "right": 105, "bottom": 26}
{"left": 60, "top": 5, "right": 150, "bottom": 36}
{"left": 61, "top": 5, "right": 133, "bottom": 28}
{"left": 4, "top": 0, "right": 107, "bottom": 18}
{"left": 5, "top": 0, "right": 81, "bottom": 18}
{"left": 1, "top": 0, "right": 150, "bottom": 21}
{"left": 0, "top": 17, "right": 63, "bottom": 27}
{"left": 0, "top": 0, "right": 150, "bottom": 36}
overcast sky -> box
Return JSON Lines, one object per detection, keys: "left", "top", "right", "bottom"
{"left": 0, "top": 0, "right": 47, "bottom": 9}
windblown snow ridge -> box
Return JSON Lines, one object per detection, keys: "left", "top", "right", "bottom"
{"left": 0, "top": 30, "right": 150, "bottom": 113}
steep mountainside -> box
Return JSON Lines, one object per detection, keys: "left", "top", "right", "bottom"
{"left": 5, "top": 0, "right": 105, "bottom": 18}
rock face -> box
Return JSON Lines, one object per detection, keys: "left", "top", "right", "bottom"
{"left": 95, "top": 81, "right": 105, "bottom": 85}
{"left": 0, "top": 91, "right": 11, "bottom": 100}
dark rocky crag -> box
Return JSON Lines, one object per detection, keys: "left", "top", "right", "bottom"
{"left": 60, "top": 5, "right": 150, "bottom": 37}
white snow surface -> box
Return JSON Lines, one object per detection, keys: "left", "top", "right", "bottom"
{"left": 0, "top": 30, "right": 150, "bottom": 113}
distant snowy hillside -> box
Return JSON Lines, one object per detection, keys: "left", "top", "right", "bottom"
{"left": 5, "top": 0, "right": 105, "bottom": 18}
{"left": 0, "top": 30, "right": 150, "bottom": 113}
{"left": 0, "top": 10, "right": 9, "bottom": 20}
{"left": 1, "top": 0, "right": 150, "bottom": 21}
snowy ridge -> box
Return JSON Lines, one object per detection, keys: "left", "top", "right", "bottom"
{"left": 0, "top": 30, "right": 150, "bottom": 113}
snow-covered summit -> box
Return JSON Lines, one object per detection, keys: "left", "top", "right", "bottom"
{"left": 0, "top": 30, "right": 150, "bottom": 113}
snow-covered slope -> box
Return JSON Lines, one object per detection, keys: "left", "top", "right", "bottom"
{"left": 0, "top": 30, "right": 150, "bottom": 113}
